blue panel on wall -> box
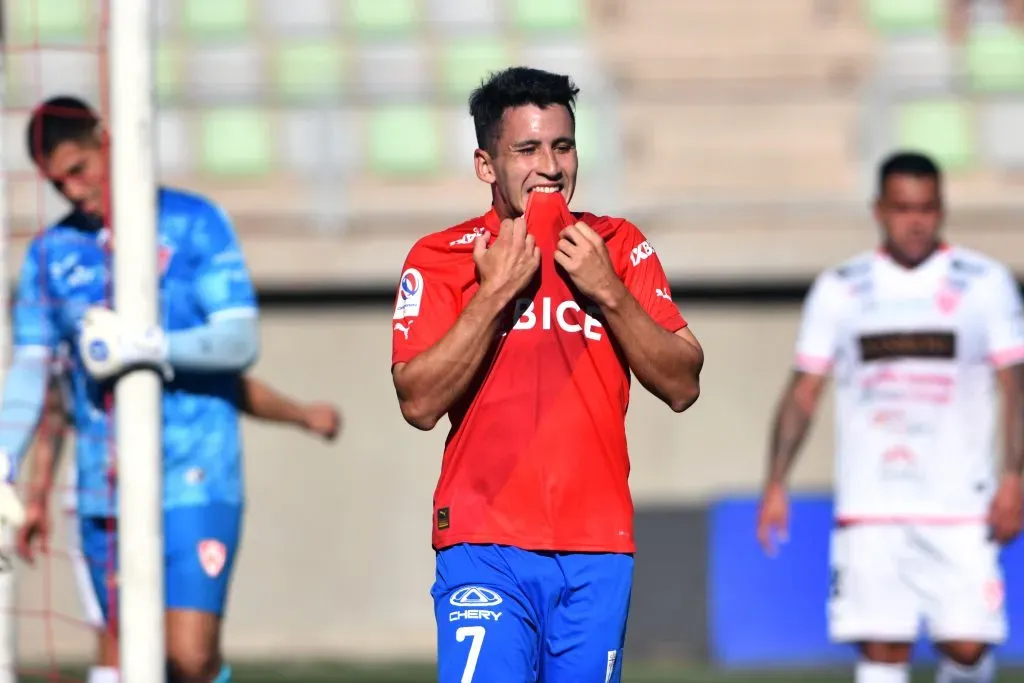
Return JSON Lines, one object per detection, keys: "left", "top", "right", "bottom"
{"left": 708, "top": 494, "right": 1024, "bottom": 668}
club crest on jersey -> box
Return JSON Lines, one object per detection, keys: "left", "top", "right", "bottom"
{"left": 197, "top": 539, "right": 227, "bottom": 578}
{"left": 393, "top": 268, "right": 424, "bottom": 320}
{"left": 935, "top": 278, "right": 966, "bottom": 315}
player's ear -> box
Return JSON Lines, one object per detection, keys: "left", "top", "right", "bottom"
{"left": 474, "top": 148, "right": 496, "bottom": 185}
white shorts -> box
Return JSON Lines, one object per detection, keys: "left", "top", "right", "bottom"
{"left": 64, "top": 508, "right": 104, "bottom": 629}
{"left": 828, "top": 523, "right": 1006, "bottom": 644}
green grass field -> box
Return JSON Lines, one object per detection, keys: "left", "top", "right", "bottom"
{"left": 24, "top": 662, "right": 1024, "bottom": 682}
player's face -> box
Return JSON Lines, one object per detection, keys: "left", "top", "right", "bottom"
{"left": 40, "top": 138, "right": 108, "bottom": 219}
{"left": 474, "top": 104, "right": 578, "bottom": 218}
{"left": 874, "top": 174, "right": 944, "bottom": 266}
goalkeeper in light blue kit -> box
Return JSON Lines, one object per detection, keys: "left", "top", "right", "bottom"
{"left": 0, "top": 96, "right": 258, "bottom": 683}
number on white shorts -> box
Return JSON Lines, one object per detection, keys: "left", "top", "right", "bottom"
{"left": 455, "top": 625, "right": 486, "bottom": 683}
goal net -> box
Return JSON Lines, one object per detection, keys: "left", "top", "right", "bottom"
{"left": 1, "top": 1, "right": 163, "bottom": 681}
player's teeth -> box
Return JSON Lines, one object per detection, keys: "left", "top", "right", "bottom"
{"left": 532, "top": 187, "right": 559, "bottom": 193}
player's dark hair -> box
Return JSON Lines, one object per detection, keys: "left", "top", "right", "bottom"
{"left": 26, "top": 95, "right": 101, "bottom": 164}
{"left": 469, "top": 66, "right": 580, "bottom": 154}
{"left": 877, "top": 151, "right": 942, "bottom": 197}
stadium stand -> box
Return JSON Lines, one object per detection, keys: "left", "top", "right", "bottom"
{"left": 3, "top": 0, "right": 1024, "bottom": 286}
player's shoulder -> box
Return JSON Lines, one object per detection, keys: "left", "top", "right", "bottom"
{"left": 158, "top": 185, "right": 225, "bottom": 222}
{"left": 946, "top": 245, "right": 1009, "bottom": 281}
{"left": 577, "top": 212, "right": 639, "bottom": 240}
{"left": 807, "top": 250, "right": 877, "bottom": 301}
{"left": 827, "top": 250, "right": 877, "bottom": 282}
{"left": 406, "top": 214, "right": 490, "bottom": 263}
{"left": 30, "top": 210, "right": 104, "bottom": 255}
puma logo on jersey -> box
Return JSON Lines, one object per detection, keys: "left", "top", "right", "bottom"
{"left": 394, "top": 321, "right": 414, "bottom": 340}
{"left": 655, "top": 288, "right": 672, "bottom": 301}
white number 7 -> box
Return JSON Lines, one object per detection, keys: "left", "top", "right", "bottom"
{"left": 455, "top": 625, "right": 486, "bottom": 682}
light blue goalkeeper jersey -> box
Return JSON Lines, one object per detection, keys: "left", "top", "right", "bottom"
{"left": 11, "top": 187, "right": 258, "bottom": 517}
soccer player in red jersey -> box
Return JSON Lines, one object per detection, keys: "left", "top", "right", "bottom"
{"left": 390, "top": 67, "right": 704, "bottom": 682}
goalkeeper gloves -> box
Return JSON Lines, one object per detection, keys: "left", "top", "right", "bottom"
{"left": 0, "top": 455, "right": 25, "bottom": 530}
{"left": 78, "top": 306, "right": 173, "bottom": 382}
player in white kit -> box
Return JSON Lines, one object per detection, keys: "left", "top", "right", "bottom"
{"left": 16, "top": 355, "right": 342, "bottom": 683}
{"left": 757, "top": 152, "right": 1024, "bottom": 683}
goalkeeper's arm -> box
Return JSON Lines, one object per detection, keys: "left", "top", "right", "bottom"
{"left": 166, "top": 315, "right": 259, "bottom": 373}
{"left": 23, "top": 380, "right": 67, "bottom": 506}
{"left": 239, "top": 376, "right": 341, "bottom": 441}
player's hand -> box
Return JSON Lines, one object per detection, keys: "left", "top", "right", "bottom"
{"left": 987, "top": 472, "right": 1023, "bottom": 545}
{"left": 757, "top": 481, "right": 790, "bottom": 557}
{"left": 302, "top": 403, "right": 342, "bottom": 441}
{"left": 79, "top": 306, "right": 173, "bottom": 382}
{"left": 473, "top": 218, "right": 540, "bottom": 304}
{"left": 15, "top": 498, "right": 49, "bottom": 565}
{"left": 554, "top": 222, "right": 624, "bottom": 308}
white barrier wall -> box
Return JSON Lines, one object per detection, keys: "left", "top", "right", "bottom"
{"left": 19, "top": 302, "right": 839, "bottom": 661}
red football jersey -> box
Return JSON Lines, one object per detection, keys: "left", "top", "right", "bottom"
{"left": 391, "top": 193, "right": 687, "bottom": 553}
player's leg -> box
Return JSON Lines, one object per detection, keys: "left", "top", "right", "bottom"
{"left": 164, "top": 503, "right": 242, "bottom": 683}
{"left": 66, "top": 509, "right": 119, "bottom": 682}
{"left": 539, "top": 552, "right": 632, "bottom": 683}
{"left": 916, "top": 524, "right": 1004, "bottom": 683}
{"left": 433, "top": 544, "right": 550, "bottom": 683}
{"left": 828, "top": 525, "right": 918, "bottom": 683}
{"left": 78, "top": 515, "right": 120, "bottom": 682}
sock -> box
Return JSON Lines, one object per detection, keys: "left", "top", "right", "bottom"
{"left": 212, "top": 664, "right": 232, "bottom": 683}
{"left": 86, "top": 666, "right": 119, "bottom": 683}
{"left": 936, "top": 652, "right": 996, "bottom": 683}
{"left": 856, "top": 661, "right": 910, "bottom": 683}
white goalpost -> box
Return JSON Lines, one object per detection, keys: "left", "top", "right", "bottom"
{"left": 108, "top": 2, "right": 165, "bottom": 681}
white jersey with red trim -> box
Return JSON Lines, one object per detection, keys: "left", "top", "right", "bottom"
{"left": 796, "top": 246, "right": 1024, "bottom": 521}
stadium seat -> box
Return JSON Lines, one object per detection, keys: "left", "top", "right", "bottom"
{"left": 428, "top": 0, "right": 502, "bottom": 36}
{"left": 978, "top": 100, "right": 1024, "bottom": 170}
{"left": 877, "top": 36, "right": 955, "bottom": 94}
{"left": 440, "top": 40, "right": 512, "bottom": 100}
{"left": 965, "top": 26, "right": 1024, "bottom": 93}
{"left": 350, "top": 0, "right": 419, "bottom": 38}
{"left": 156, "top": 45, "right": 181, "bottom": 104}
{"left": 368, "top": 106, "right": 441, "bottom": 175}
{"left": 865, "top": 0, "right": 944, "bottom": 34}
{"left": 356, "top": 43, "right": 430, "bottom": 100}
{"left": 894, "top": 100, "right": 975, "bottom": 171}
{"left": 6, "top": 50, "right": 101, "bottom": 110}
{"left": 274, "top": 42, "right": 346, "bottom": 102}
{"left": 157, "top": 110, "right": 191, "bottom": 174}
{"left": 573, "top": 105, "right": 599, "bottom": 167}
{"left": 444, "top": 109, "right": 479, "bottom": 173}
{"left": 199, "top": 109, "right": 273, "bottom": 176}
{"left": 279, "top": 109, "right": 362, "bottom": 175}
{"left": 521, "top": 42, "right": 605, "bottom": 94}
{"left": 185, "top": 44, "right": 263, "bottom": 102}
{"left": 182, "top": 0, "right": 252, "bottom": 39}
{"left": 514, "top": 0, "right": 586, "bottom": 34}
{"left": 261, "top": 0, "right": 338, "bottom": 35}
{"left": 10, "top": 0, "right": 89, "bottom": 43}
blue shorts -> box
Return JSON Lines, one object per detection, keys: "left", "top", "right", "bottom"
{"left": 432, "top": 544, "right": 633, "bottom": 683}
{"left": 80, "top": 503, "right": 242, "bottom": 622}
